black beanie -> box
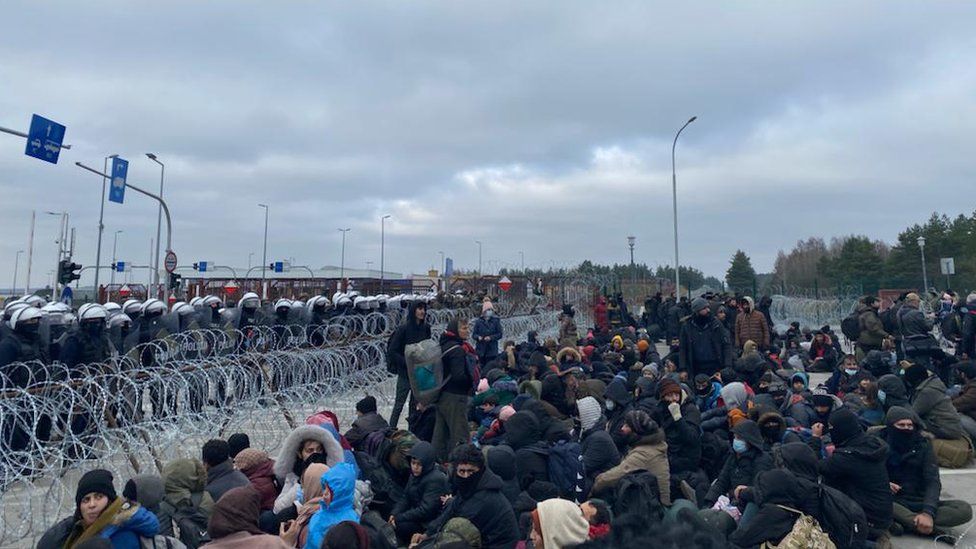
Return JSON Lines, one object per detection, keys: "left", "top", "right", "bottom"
{"left": 902, "top": 362, "right": 930, "bottom": 389}
{"left": 829, "top": 408, "right": 862, "bottom": 446}
{"left": 356, "top": 395, "right": 377, "bottom": 414}
{"left": 76, "top": 469, "right": 117, "bottom": 507}
{"left": 227, "top": 433, "right": 251, "bottom": 458}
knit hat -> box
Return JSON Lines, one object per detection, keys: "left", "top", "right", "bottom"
{"left": 482, "top": 300, "right": 494, "bottom": 314}
{"left": 642, "top": 363, "right": 659, "bottom": 378}
{"left": 901, "top": 361, "right": 930, "bottom": 389}
{"left": 636, "top": 339, "right": 650, "bottom": 353}
{"left": 658, "top": 378, "right": 681, "bottom": 400}
{"left": 829, "top": 408, "right": 862, "bottom": 446}
{"left": 536, "top": 498, "right": 590, "bottom": 549}
{"left": 477, "top": 378, "right": 490, "bottom": 394}
{"left": 355, "top": 395, "right": 377, "bottom": 414}
{"left": 527, "top": 480, "right": 560, "bottom": 502}
{"left": 76, "top": 469, "right": 117, "bottom": 507}
{"left": 884, "top": 406, "right": 916, "bottom": 427}
{"left": 227, "top": 433, "right": 250, "bottom": 458}
{"left": 576, "top": 396, "right": 602, "bottom": 432}
{"left": 623, "top": 410, "right": 658, "bottom": 437}
{"left": 691, "top": 297, "right": 709, "bottom": 313}
{"left": 498, "top": 405, "right": 516, "bottom": 423}
{"left": 233, "top": 448, "right": 270, "bottom": 472}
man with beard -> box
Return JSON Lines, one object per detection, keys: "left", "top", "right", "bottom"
{"left": 416, "top": 444, "right": 518, "bottom": 549}
{"left": 679, "top": 297, "right": 732, "bottom": 378}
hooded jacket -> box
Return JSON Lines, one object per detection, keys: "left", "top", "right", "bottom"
{"left": 654, "top": 392, "right": 702, "bottom": 475}
{"left": 951, "top": 378, "right": 976, "bottom": 421}
{"left": 387, "top": 301, "right": 432, "bottom": 374}
{"left": 876, "top": 424, "right": 940, "bottom": 517}
{"left": 204, "top": 486, "right": 290, "bottom": 549}
{"left": 392, "top": 441, "right": 450, "bottom": 525}
{"left": 729, "top": 469, "right": 819, "bottom": 548}
{"left": 302, "top": 463, "right": 360, "bottom": 549}
{"left": 536, "top": 498, "right": 590, "bottom": 549}
{"left": 273, "top": 425, "right": 345, "bottom": 513}
{"left": 592, "top": 429, "right": 671, "bottom": 505}
{"left": 487, "top": 445, "right": 521, "bottom": 505}
{"left": 735, "top": 299, "right": 769, "bottom": 349}
{"left": 504, "top": 411, "right": 550, "bottom": 490}
{"left": 579, "top": 416, "right": 621, "bottom": 494}
{"left": 772, "top": 442, "right": 819, "bottom": 481}
{"left": 343, "top": 411, "right": 390, "bottom": 451}
{"left": 819, "top": 419, "right": 892, "bottom": 528}
{"left": 679, "top": 313, "right": 732, "bottom": 375}
{"left": 205, "top": 460, "right": 251, "bottom": 505}
{"left": 704, "top": 420, "right": 773, "bottom": 507}
{"left": 427, "top": 466, "right": 519, "bottom": 549}
{"left": 911, "top": 374, "right": 965, "bottom": 440}
{"left": 161, "top": 458, "right": 215, "bottom": 542}
{"left": 856, "top": 302, "right": 889, "bottom": 348}
{"left": 233, "top": 449, "right": 278, "bottom": 512}
{"left": 877, "top": 374, "right": 910, "bottom": 411}
{"left": 439, "top": 329, "right": 476, "bottom": 396}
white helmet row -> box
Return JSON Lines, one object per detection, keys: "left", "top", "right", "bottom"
{"left": 239, "top": 292, "right": 260, "bottom": 308}
{"left": 189, "top": 296, "right": 204, "bottom": 307}
{"left": 78, "top": 303, "right": 108, "bottom": 321}
{"left": 142, "top": 299, "right": 166, "bottom": 316}
{"left": 203, "top": 295, "right": 224, "bottom": 308}
{"left": 8, "top": 306, "right": 43, "bottom": 329}
{"left": 307, "top": 295, "right": 331, "bottom": 310}
{"left": 122, "top": 299, "right": 143, "bottom": 316}
{"left": 274, "top": 298, "right": 293, "bottom": 311}
{"left": 108, "top": 313, "right": 132, "bottom": 328}
{"left": 171, "top": 302, "right": 195, "bottom": 316}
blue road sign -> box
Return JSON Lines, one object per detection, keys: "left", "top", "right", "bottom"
{"left": 115, "top": 261, "right": 125, "bottom": 272}
{"left": 60, "top": 285, "right": 73, "bottom": 305}
{"left": 109, "top": 157, "right": 128, "bottom": 203}
{"left": 198, "top": 261, "right": 208, "bottom": 272}
{"left": 25, "top": 114, "right": 66, "bottom": 164}
{"left": 273, "top": 261, "right": 284, "bottom": 273}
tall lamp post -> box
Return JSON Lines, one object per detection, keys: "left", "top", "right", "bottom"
{"left": 94, "top": 154, "right": 118, "bottom": 295}
{"left": 258, "top": 203, "right": 269, "bottom": 300}
{"left": 627, "top": 235, "right": 636, "bottom": 286}
{"left": 338, "top": 228, "right": 350, "bottom": 289}
{"left": 917, "top": 236, "right": 928, "bottom": 293}
{"left": 146, "top": 154, "right": 165, "bottom": 291}
{"left": 475, "top": 240, "right": 483, "bottom": 276}
{"left": 671, "top": 116, "right": 697, "bottom": 298}
{"left": 110, "top": 230, "right": 123, "bottom": 284}
{"left": 380, "top": 215, "right": 391, "bottom": 294}
{"left": 12, "top": 250, "right": 24, "bottom": 296}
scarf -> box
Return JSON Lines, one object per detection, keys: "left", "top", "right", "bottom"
{"left": 64, "top": 497, "right": 130, "bottom": 549}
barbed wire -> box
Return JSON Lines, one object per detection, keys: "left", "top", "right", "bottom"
{"left": 769, "top": 294, "right": 859, "bottom": 330}
{"left": 0, "top": 306, "right": 559, "bottom": 547}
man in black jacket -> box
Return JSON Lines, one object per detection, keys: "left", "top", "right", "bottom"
{"left": 420, "top": 444, "right": 519, "bottom": 549}
{"left": 432, "top": 318, "right": 475, "bottom": 461}
{"left": 877, "top": 407, "right": 972, "bottom": 541}
{"left": 390, "top": 440, "right": 449, "bottom": 544}
{"left": 344, "top": 395, "right": 390, "bottom": 450}
{"left": 387, "top": 301, "right": 431, "bottom": 428}
{"left": 816, "top": 407, "right": 893, "bottom": 542}
{"left": 679, "top": 298, "right": 732, "bottom": 378}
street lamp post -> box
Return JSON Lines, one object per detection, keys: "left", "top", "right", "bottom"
{"left": 475, "top": 241, "right": 483, "bottom": 276}
{"left": 110, "top": 230, "right": 123, "bottom": 284}
{"left": 146, "top": 154, "right": 165, "bottom": 291}
{"left": 627, "top": 235, "right": 636, "bottom": 286}
{"left": 338, "top": 228, "right": 350, "bottom": 289}
{"left": 12, "top": 250, "right": 24, "bottom": 296}
{"left": 917, "top": 236, "right": 928, "bottom": 293}
{"left": 248, "top": 252, "right": 254, "bottom": 269}
{"left": 94, "top": 154, "right": 118, "bottom": 295}
{"left": 519, "top": 251, "right": 524, "bottom": 272}
{"left": 671, "top": 116, "right": 697, "bottom": 298}
{"left": 259, "top": 204, "right": 269, "bottom": 300}
{"left": 381, "top": 215, "right": 391, "bottom": 294}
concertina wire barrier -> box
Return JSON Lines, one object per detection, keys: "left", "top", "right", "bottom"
{"left": 0, "top": 306, "right": 560, "bottom": 547}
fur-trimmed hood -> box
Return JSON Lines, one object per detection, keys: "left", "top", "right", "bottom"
{"left": 556, "top": 347, "right": 582, "bottom": 364}
{"left": 273, "top": 424, "right": 344, "bottom": 481}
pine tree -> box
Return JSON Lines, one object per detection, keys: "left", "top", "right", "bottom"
{"left": 726, "top": 250, "right": 757, "bottom": 294}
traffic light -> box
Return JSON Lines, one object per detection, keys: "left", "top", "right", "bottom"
{"left": 168, "top": 272, "right": 182, "bottom": 290}
{"left": 57, "top": 259, "right": 82, "bottom": 285}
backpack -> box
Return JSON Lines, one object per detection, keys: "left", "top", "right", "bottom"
{"left": 354, "top": 451, "right": 402, "bottom": 515}
{"left": 359, "top": 510, "right": 397, "bottom": 549}
{"left": 140, "top": 536, "right": 188, "bottom": 549}
{"left": 817, "top": 482, "right": 868, "bottom": 549}
{"left": 764, "top": 505, "right": 836, "bottom": 549}
{"left": 547, "top": 440, "right": 583, "bottom": 500}
{"left": 840, "top": 312, "right": 861, "bottom": 342}
{"left": 172, "top": 493, "right": 211, "bottom": 548}
{"left": 405, "top": 339, "right": 446, "bottom": 404}
{"left": 611, "top": 470, "right": 663, "bottom": 522}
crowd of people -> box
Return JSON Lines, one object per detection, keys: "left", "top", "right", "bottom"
{"left": 26, "top": 290, "right": 976, "bottom": 547}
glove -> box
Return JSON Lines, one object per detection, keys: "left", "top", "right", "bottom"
{"left": 668, "top": 402, "right": 682, "bottom": 421}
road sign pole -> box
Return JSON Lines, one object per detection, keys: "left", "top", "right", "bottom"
{"left": 76, "top": 161, "right": 174, "bottom": 304}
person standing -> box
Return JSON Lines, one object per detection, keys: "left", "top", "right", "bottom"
{"left": 472, "top": 300, "right": 503, "bottom": 366}
{"left": 734, "top": 296, "right": 769, "bottom": 351}
{"left": 679, "top": 298, "right": 732, "bottom": 378}
{"left": 386, "top": 300, "right": 431, "bottom": 428}
{"left": 433, "top": 318, "right": 477, "bottom": 461}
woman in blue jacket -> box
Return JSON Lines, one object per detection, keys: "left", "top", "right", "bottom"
{"left": 302, "top": 463, "right": 360, "bottom": 549}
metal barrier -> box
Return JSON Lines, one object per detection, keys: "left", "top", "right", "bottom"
{"left": 0, "top": 307, "right": 558, "bottom": 547}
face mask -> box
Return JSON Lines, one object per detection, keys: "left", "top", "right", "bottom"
{"left": 606, "top": 400, "right": 615, "bottom": 411}
{"left": 452, "top": 470, "right": 482, "bottom": 498}
{"left": 878, "top": 389, "right": 886, "bottom": 404}
{"left": 732, "top": 439, "right": 749, "bottom": 454}
{"left": 16, "top": 323, "right": 40, "bottom": 340}
{"left": 844, "top": 368, "right": 858, "bottom": 376}
{"left": 83, "top": 321, "right": 103, "bottom": 336}
{"left": 485, "top": 310, "right": 494, "bottom": 319}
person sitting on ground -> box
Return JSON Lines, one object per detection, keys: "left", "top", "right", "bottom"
{"left": 417, "top": 443, "right": 519, "bottom": 549}
{"left": 827, "top": 353, "right": 876, "bottom": 397}
{"left": 951, "top": 360, "right": 976, "bottom": 440}
{"left": 902, "top": 361, "right": 969, "bottom": 445}
{"left": 389, "top": 441, "right": 450, "bottom": 545}
{"left": 343, "top": 395, "right": 390, "bottom": 451}
{"left": 576, "top": 396, "right": 621, "bottom": 496}
{"left": 226, "top": 433, "right": 250, "bottom": 459}
{"left": 815, "top": 407, "right": 893, "bottom": 544}
{"left": 877, "top": 407, "right": 973, "bottom": 542}
{"left": 728, "top": 468, "right": 820, "bottom": 548}
{"left": 160, "top": 458, "right": 216, "bottom": 547}
{"left": 592, "top": 410, "right": 671, "bottom": 505}
{"left": 38, "top": 469, "right": 160, "bottom": 549}
{"left": 530, "top": 498, "right": 591, "bottom": 549}
{"left": 301, "top": 462, "right": 360, "bottom": 549}
{"left": 201, "top": 439, "right": 251, "bottom": 504}
{"left": 204, "top": 485, "right": 291, "bottom": 548}
{"left": 702, "top": 419, "right": 772, "bottom": 509}
{"left": 121, "top": 475, "right": 166, "bottom": 536}
{"left": 233, "top": 449, "right": 278, "bottom": 512}
{"left": 272, "top": 425, "right": 344, "bottom": 514}
{"left": 580, "top": 498, "right": 613, "bottom": 540}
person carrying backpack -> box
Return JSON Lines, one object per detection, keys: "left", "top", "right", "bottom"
{"left": 854, "top": 296, "right": 890, "bottom": 360}
{"left": 159, "top": 459, "right": 215, "bottom": 548}
{"left": 433, "top": 318, "right": 478, "bottom": 462}
{"left": 386, "top": 301, "right": 431, "bottom": 428}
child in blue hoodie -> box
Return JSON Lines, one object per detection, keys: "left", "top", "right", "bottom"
{"left": 302, "top": 462, "right": 360, "bottom": 549}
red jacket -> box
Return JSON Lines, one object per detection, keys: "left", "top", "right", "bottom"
{"left": 241, "top": 459, "right": 279, "bottom": 511}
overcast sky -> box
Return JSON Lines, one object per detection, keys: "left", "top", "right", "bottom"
{"left": 2, "top": 1, "right": 974, "bottom": 290}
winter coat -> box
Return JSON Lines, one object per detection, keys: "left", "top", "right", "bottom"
{"left": 392, "top": 441, "right": 450, "bottom": 525}
{"left": 205, "top": 460, "right": 250, "bottom": 504}
{"left": 59, "top": 327, "right": 116, "bottom": 369}
{"left": 473, "top": 314, "right": 504, "bottom": 360}
{"left": 856, "top": 303, "right": 889, "bottom": 348}
{"left": 735, "top": 309, "right": 769, "bottom": 349}
{"left": 729, "top": 469, "right": 819, "bottom": 549}
{"left": 344, "top": 412, "right": 390, "bottom": 451}
{"left": 820, "top": 432, "right": 892, "bottom": 528}
{"left": 877, "top": 427, "right": 941, "bottom": 517}
{"left": 654, "top": 397, "right": 701, "bottom": 475}
{"left": 161, "top": 458, "right": 216, "bottom": 542}
{"left": 0, "top": 331, "right": 47, "bottom": 384}
{"left": 704, "top": 422, "right": 773, "bottom": 506}
{"left": 427, "top": 467, "right": 519, "bottom": 549}
{"left": 826, "top": 368, "right": 876, "bottom": 397}
{"left": 303, "top": 463, "right": 360, "bottom": 549}
{"left": 505, "top": 411, "right": 551, "bottom": 490}
{"left": 39, "top": 498, "right": 160, "bottom": 549}
{"left": 912, "top": 375, "right": 965, "bottom": 440}
{"left": 387, "top": 302, "right": 432, "bottom": 374}
{"left": 579, "top": 420, "right": 621, "bottom": 493}
{"left": 272, "top": 425, "right": 346, "bottom": 513}
{"left": 878, "top": 374, "right": 911, "bottom": 411}
{"left": 592, "top": 430, "right": 671, "bottom": 505}
{"left": 679, "top": 315, "right": 732, "bottom": 375}
{"left": 951, "top": 380, "right": 976, "bottom": 421}
{"left": 236, "top": 457, "right": 278, "bottom": 512}
{"left": 897, "top": 304, "right": 934, "bottom": 340}
{"left": 439, "top": 330, "right": 476, "bottom": 396}
{"left": 487, "top": 445, "right": 521, "bottom": 505}
{"left": 961, "top": 310, "right": 976, "bottom": 359}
